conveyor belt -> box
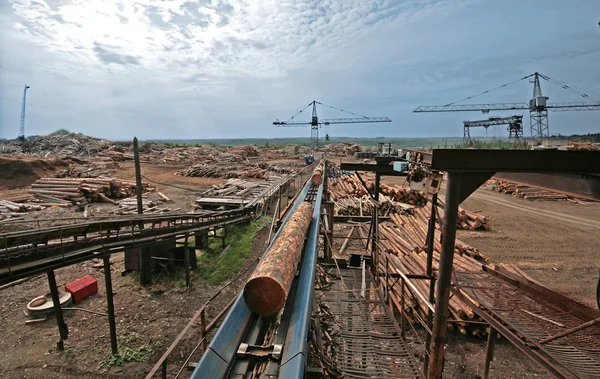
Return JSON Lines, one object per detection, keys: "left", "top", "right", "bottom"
{"left": 0, "top": 210, "right": 251, "bottom": 284}
{"left": 455, "top": 268, "right": 600, "bottom": 379}
{"left": 321, "top": 268, "right": 423, "bottom": 379}
{"left": 192, "top": 172, "right": 323, "bottom": 379}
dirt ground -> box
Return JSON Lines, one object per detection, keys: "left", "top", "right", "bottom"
{"left": 0, "top": 156, "right": 282, "bottom": 378}
{"left": 460, "top": 187, "right": 600, "bottom": 307}
{"left": 0, "top": 221, "right": 270, "bottom": 379}
{"left": 2, "top": 155, "right": 599, "bottom": 378}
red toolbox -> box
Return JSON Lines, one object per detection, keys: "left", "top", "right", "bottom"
{"left": 65, "top": 275, "right": 98, "bottom": 303}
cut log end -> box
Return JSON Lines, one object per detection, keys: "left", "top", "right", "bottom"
{"left": 243, "top": 276, "right": 286, "bottom": 317}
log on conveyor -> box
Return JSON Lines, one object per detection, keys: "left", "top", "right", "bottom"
{"left": 243, "top": 202, "right": 314, "bottom": 317}
{"left": 312, "top": 161, "right": 324, "bottom": 185}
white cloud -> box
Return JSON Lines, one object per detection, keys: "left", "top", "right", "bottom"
{"left": 7, "top": 0, "right": 467, "bottom": 80}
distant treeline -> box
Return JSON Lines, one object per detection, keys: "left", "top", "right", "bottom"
{"left": 148, "top": 137, "right": 466, "bottom": 148}
{"left": 555, "top": 133, "right": 600, "bottom": 143}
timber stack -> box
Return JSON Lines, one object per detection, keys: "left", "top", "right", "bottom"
{"left": 243, "top": 202, "right": 314, "bottom": 317}
{"left": 380, "top": 183, "right": 428, "bottom": 206}
{"left": 0, "top": 200, "right": 45, "bottom": 220}
{"left": 433, "top": 199, "right": 491, "bottom": 231}
{"left": 485, "top": 179, "right": 578, "bottom": 201}
{"left": 27, "top": 177, "right": 153, "bottom": 205}
{"left": 565, "top": 142, "right": 600, "bottom": 151}
{"left": 363, "top": 211, "right": 490, "bottom": 336}
{"left": 334, "top": 195, "right": 413, "bottom": 217}
{"left": 328, "top": 174, "right": 428, "bottom": 206}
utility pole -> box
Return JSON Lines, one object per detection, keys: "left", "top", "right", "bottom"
{"left": 20, "top": 85, "right": 31, "bottom": 140}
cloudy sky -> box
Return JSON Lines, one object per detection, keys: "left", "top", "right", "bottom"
{"left": 0, "top": 0, "right": 599, "bottom": 141}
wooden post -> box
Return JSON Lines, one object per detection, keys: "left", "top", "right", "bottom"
{"left": 133, "top": 137, "right": 144, "bottom": 215}
{"left": 104, "top": 255, "right": 118, "bottom": 355}
{"left": 484, "top": 327, "right": 497, "bottom": 379}
{"left": 184, "top": 235, "right": 191, "bottom": 288}
{"left": 133, "top": 137, "right": 152, "bottom": 286}
{"left": 200, "top": 309, "right": 207, "bottom": 355}
{"left": 428, "top": 172, "right": 461, "bottom": 379}
{"left": 278, "top": 186, "right": 283, "bottom": 218}
{"left": 161, "top": 360, "right": 167, "bottom": 379}
{"left": 221, "top": 227, "right": 226, "bottom": 248}
{"left": 47, "top": 270, "right": 68, "bottom": 350}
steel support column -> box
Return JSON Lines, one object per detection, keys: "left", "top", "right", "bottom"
{"left": 103, "top": 255, "right": 118, "bottom": 355}
{"left": 427, "top": 172, "right": 461, "bottom": 379}
{"left": 424, "top": 192, "right": 438, "bottom": 376}
{"left": 484, "top": 327, "right": 497, "bottom": 379}
{"left": 47, "top": 270, "right": 68, "bottom": 350}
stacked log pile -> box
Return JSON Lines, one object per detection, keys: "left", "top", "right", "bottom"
{"left": 194, "top": 177, "right": 286, "bottom": 210}
{"left": 55, "top": 161, "right": 119, "bottom": 178}
{"left": 334, "top": 195, "right": 413, "bottom": 217}
{"left": 432, "top": 199, "right": 491, "bottom": 231}
{"left": 486, "top": 179, "right": 574, "bottom": 201}
{"left": 176, "top": 164, "right": 271, "bottom": 179}
{"left": 565, "top": 142, "right": 600, "bottom": 151}
{"left": 380, "top": 184, "right": 428, "bottom": 206}
{"left": 321, "top": 142, "right": 361, "bottom": 157}
{"left": 27, "top": 177, "right": 153, "bottom": 205}
{"left": 364, "top": 212, "right": 489, "bottom": 336}
{"left": 0, "top": 200, "right": 45, "bottom": 220}
{"left": 25, "top": 133, "right": 120, "bottom": 158}
{"left": 328, "top": 175, "right": 428, "bottom": 206}
{"left": 115, "top": 194, "right": 178, "bottom": 215}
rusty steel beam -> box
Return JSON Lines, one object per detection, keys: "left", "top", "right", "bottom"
{"left": 243, "top": 202, "right": 314, "bottom": 317}
{"left": 427, "top": 172, "right": 461, "bottom": 379}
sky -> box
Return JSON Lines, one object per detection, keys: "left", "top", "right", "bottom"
{"left": 0, "top": 0, "right": 599, "bottom": 141}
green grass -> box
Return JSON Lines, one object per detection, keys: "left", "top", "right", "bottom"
{"left": 196, "top": 217, "right": 271, "bottom": 285}
{"left": 99, "top": 346, "right": 154, "bottom": 369}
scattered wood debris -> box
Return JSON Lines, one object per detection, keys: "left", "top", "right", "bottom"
{"left": 485, "top": 178, "right": 596, "bottom": 203}
{"left": 565, "top": 142, "right": 600, "bottom": 151}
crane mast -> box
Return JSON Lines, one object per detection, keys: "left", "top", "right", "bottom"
{"left": 20, "top": 85, "right": 30, "bottom": 141}
{"left": 415, "top": 72, "right": 600, "bottom": 140}
{"left": 529, "top": 73, "right": 549, "bottom": 140}
{"left": 274, "top": 100, "right": 391, "bottom": 150}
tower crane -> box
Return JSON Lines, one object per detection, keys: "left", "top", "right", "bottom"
{"left": 19, "top": 84, "right": 31, "bottom": 141}
{"left": 274, "top": 100, "right": 391, "bottom": 149}
{"left": 414, "top": 72, "right": 600, "bottom": 140}
{"left": 463, "top": 115, "right": 523, "bottom": 144}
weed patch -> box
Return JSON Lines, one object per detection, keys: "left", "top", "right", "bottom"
{"left": 99, "top": 345, "right": 153, "bottom": 369}
{"left": 196, "top": 217, "right": 270, "bottom": 285}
